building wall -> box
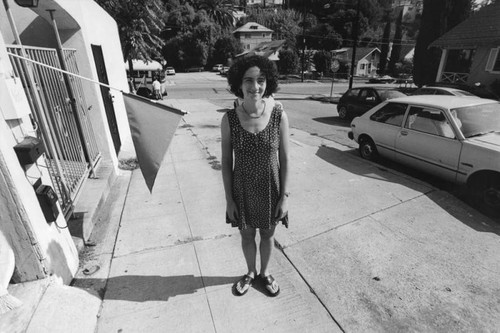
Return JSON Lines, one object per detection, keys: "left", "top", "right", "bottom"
{"left": 57, "top": 0, "right": 132, "bottom": 160}
{"left": 467, "top": 47, "right": 500, "bottom": 88}
{"left": 0, "top": 0, "right": 131, "bottom": 285}
{"left": 1, "top": 0, "right": 133, "bottom": 161}
{"left": 236, "top": 31, "right": 272, "bottom": 51}
{"left": 0, "top": 28, "right": 78, "bottom": 284}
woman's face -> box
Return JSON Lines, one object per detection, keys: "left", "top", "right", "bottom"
{"left": 241, "top": 66, "right": 266, "bottom": 101}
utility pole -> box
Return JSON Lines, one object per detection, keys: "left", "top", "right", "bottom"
{"left": 349, "top": 0, "right": 361, "bottom": 89}
{"left": 301, "top": 1, "right": 306, "bottom": 82}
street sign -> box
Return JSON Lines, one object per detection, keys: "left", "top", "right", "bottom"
{"left": 331, "top": 59, "right": 340, "bottom": 72}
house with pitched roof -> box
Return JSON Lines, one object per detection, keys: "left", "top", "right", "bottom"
{"left": 233, "top": 22, "right": 273, "bottom": 51}
{"left": 430, "top": 2, "right": 500, "bottom": 91}
{"left": 331, "top": 47, "right": 381, "bottom": 77}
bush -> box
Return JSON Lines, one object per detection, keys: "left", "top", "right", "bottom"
{"left": 313, "top": 50, "right": 332, "bottom": 75}
{"left": 277, "top": 49, "right": 299, "bottom": 75}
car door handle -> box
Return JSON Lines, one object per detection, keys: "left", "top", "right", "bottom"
{"left": 400, "top": 130, "right": 408, "bottom": 136}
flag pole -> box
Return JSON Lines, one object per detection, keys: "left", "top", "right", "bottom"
{"left": 7, "top": 51, "right": 122, "bottom": 92}
{"left": 7, "top": 51, "right": 188, "bottom": 114}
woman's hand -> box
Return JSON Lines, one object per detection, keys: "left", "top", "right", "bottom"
{"left": 226, "top": 199, "right": 239, "bottom": 222}
{"left": 274, "top": 196, "right": 288, "bottom": 220}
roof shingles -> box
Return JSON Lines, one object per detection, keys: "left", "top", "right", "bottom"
{"left": 430, "top": 3, "right": 500, "bottom": 49}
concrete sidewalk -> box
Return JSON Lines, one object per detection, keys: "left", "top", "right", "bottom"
{"left": 5, "top": 97, "right": 500, "bottom": 332}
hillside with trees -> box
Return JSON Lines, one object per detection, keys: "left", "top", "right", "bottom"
{"left": 94, "top": 0, "right": 475, "bottom": 81}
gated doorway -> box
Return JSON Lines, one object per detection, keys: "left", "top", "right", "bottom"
{"left": 7, "top": 45, "right": 101, "bottom": 216}
{"left": 91, "top": 44, "right": 121, "bottom": 155}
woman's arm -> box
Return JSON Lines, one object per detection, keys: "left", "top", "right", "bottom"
{"left": 221, "top": 113, "right": 238, "bottom": 220}
{"left": 275, "top": 110, "right": 290, "bottom": 219}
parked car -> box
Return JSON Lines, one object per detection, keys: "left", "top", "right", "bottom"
{"left": 337, "top": 87, "right": 406, "bottom": 120}
{"left": 368, "top": 75, "right": 396, "bottom": 83}
{"left": 165, "top": 66, "right": 175, "bottom": 76}
{"left": 431, "top": 82, "right": 500, "bottom": 100}
{"left": 411, "top": 86, "right": 478, "bottom": 97}
{"left": 348, "top": 95, "right": 500, "bottom": 216}
{"left": 186, "top": 67, "right": 204, "bottom": 72}
{"left": 219, "top": 66, "right": 230, "bottom": 76}
{"left": 212, "top": 64, "right": 223, "bottom": 72}
{"left": 136, "top": 87, "right": 153, "bottom": 99}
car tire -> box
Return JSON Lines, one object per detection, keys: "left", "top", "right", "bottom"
{"left": 338, "top": 106, "right": 348, "bottom": 120}
{"left": 468, "top": 175, "right": 500, "bottom": 218}
{"left": 359, "top": 137, "right": 378, "bottom": 161}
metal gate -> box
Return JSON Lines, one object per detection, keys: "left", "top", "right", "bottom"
{"left": 7, "top": 45, "right": 101, "bottom": 216}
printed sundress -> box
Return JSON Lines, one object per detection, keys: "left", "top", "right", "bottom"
{"left": 226, "top": 101, "right": 289, "bottom": 230}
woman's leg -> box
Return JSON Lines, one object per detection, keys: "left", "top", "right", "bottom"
{"left": 259, "top": 225, "right": 276, "bottom": 277}
{"left": 240, "top": 228, "right": 257, "bottom": 277}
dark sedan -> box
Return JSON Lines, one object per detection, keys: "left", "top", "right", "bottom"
{"left": 337, "top": 87, "right": 406, "bottom": 120}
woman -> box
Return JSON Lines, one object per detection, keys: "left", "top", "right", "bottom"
{"left": 221, "top": 55, "right": 290, "bottom": 297}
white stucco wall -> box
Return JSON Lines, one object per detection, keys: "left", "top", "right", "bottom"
{"left": 55, "top": 0, "right": 133, "bottom": 160}
{"left": 0, "top": 29, "right": 78, "bottom": 284}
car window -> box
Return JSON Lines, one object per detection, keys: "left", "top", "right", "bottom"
{"left": 369, "top": 103, "right": 407, "bottom": 126}
{"left": 346, "top": 89, "right": 360, "bottom": 97}
{"left": 452, "top": 89, "right": 475, "bottom": 97}
{"left": 415, "top": 88, "right": 435, "bottom": 95}
{"left": 405, "top": 106, "right": 455, "bottom": 138}
{"left": 434, "top": 89, "right": 453, "bottom": 95}
{"left": 378, "top": 90, "right": 406, "bottom": 101}
{"left": 454, "top": 102, "right": 500, "bottom": 138}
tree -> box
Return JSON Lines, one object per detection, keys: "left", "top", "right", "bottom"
{"left": 196, "top": 0, "right": 237, "bottom": 29}
{"left": 212, "top": 35, "right": 244, "bottom": 65}
{"left": 307, "top": 23, "right": 342, "bottom": 51}
{"left": 313, "top": 50, "right": 332, "bottom": 74}
{"left": 277, "top": 49, "right": 299, "bottom": 75}
{"left": 378, "top": 9, "right": 391, "bottom": 74}
{"left": 413, "top": 0, "right": 473, "bottom": 86}
{"left": 388, "top": 9, "right": 403, "bottom": 75}
{"left": 95, "top": 0, "right": 166, "bottom": 70}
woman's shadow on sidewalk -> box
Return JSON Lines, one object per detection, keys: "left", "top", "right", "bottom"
{"left": 75, "top": 274, "right": 240, "bottom": 301}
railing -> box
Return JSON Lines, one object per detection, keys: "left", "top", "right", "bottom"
{"left": 7, "top": 45, "right": 101, "bottom": 215}
{"left": 440, "top": 72, "right": 469, "bottom": 84}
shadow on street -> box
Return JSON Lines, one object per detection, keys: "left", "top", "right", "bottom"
{"left": 313, "top": 116, "right": 350, "bottom": 128}
{"left": 74, "top": 274, "right": 240, "bottom": 301}
{"left": 315, "top": 144, "right": 500, "bottom": 236}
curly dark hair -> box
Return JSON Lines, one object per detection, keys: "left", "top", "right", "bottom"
{"left": 227, "top": 55, "right": 279, "bottom": 99}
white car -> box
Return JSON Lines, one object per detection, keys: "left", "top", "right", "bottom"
{"left": 212, "top": 64, "right": 223, "bottom": 72}
{"left": 348, "top": 95, "right": 500, "bottom": 216}
{"left": 165, "top": 66, "right": 175, "bottom": 75}
{"left": 411, "top": 86, "right": 478, "bottom": 97}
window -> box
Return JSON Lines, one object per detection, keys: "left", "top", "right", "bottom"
{"left": 370, "top": 103, "right": 407, "bottom": 126}
{"left": 444, "top": 49, "right": 475, "bottom": 73}
{"left": 486, "top": 47, "right": 500, "bottom": 73}
{"left": 360, "top": 89, "right": 377, "bottom": 101}
{"left": 405, "top": 107, "right": 455, "bottom": 138}
{"left": 346, "top": 88, "right": 360, "bottom": 97}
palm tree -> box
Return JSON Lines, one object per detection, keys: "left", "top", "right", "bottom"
{"left": 96, "top": 0, "right": 166, "bottom": 72}
{"left": 197, "top": 0, "right": 237, "bottom": 29}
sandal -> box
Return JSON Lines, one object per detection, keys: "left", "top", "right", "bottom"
{"left": 234, "top": 274, "right": 253, "bottom": 296}
{"left": 261, "top": 274, "right": 280, "bottom": 297}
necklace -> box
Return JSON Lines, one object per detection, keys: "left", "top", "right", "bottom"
{"left": 241, "top": 100, "right": 266, "bottom": 119}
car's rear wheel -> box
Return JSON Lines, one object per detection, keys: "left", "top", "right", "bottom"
{"left": 469, "top": 175, "right": 500, "bottom": 217}
{"left": 338, "top": 106, "right": 348, "bottom": 120}
{"left": 359, "top": 137, "right": 378, "bottom": 161}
